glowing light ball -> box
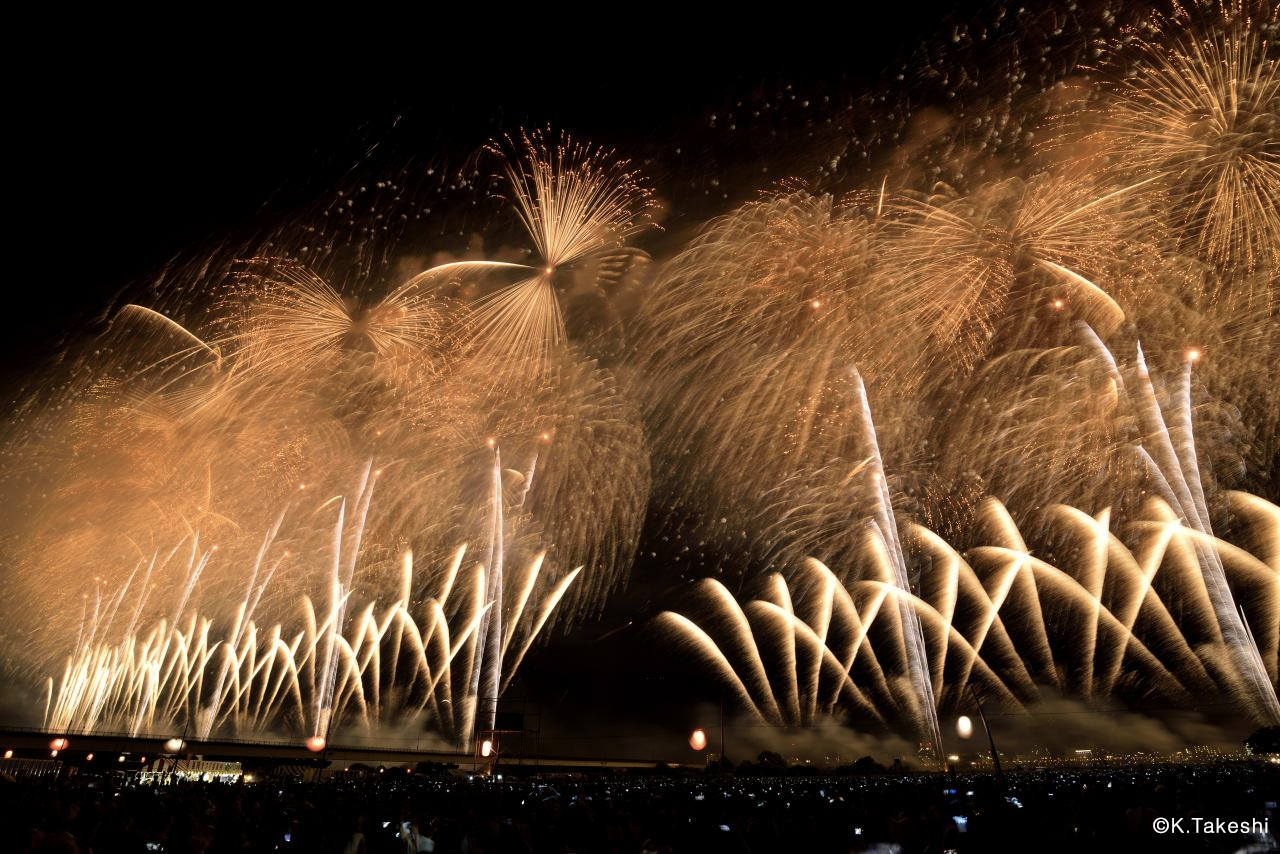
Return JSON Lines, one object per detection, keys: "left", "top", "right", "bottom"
{"left": 49, "top": 737, "right": 69, "bottom": 751}
{"left": 957, "top": 716, "right": 974, "bottom": 739}
{"left": 164, "top": 738, "right": 185, "bottom": 753}
{"left": 689, "top": 728, "right": 708, "bottom": 751}
{"left": 481, "top": 739, "right": 493, "bottom": 758}
{"left": 305, "top": 736, "right": 327, "bottom": 753}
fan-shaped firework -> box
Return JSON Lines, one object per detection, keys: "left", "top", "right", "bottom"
{"left": 659, "top": 339, "right": 1280, "bottom": 734}
{"left": 659, "top": 488, "right": 1279, "bottom": 729}
{"left": 4, "top": 0, "right": 1280, "bottom": 751}
{"left": 44, "top": 535, "right": 582, "bottom": 744}
{"left": 629, "top": 2, "right": 1278, "bottom": 738}
{"left": 0, "top": 138, "right": 653, "bottom": 744}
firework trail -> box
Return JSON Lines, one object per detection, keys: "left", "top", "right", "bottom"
{"left": 853, "top": 371, "right": 943, "bottom": 755}
{"left": 6, "top": 0, "right": 1280, "bottom": 747}
{"left": 43, "top": 524, "right": 581, "bottom": 744}
{"left": 1, "top": 133, "right": 655, "bottom": 746}
{"left": 1076, "top": 324, "right": 1280, "bottom": 723}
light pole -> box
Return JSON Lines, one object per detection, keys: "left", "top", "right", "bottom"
{"left": 719, "top": 694, "right": 726, "bottom": 770}
{"left": 965, "top": 685, "right": 1004, "bottom": 789}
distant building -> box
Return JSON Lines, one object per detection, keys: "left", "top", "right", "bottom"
{"left": 139, "top": 757, "right": 242, "bottom": 784}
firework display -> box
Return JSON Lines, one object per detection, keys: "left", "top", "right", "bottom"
{"left": 2, "top": 1, "right": 1277, "bottom": 749}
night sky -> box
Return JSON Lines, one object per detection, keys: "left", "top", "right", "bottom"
{"left": 12, "top": 5, "right": 986, "bottom": 377}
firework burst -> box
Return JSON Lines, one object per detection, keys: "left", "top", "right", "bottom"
{"left": 5, "top": 0, "right": 1280, "bottom": 749}
{"left": 464, "top": 130, "right": 659, "bottom": 370}
{"left": 1091, "top": 0, "right": 1279, "bottom": 303}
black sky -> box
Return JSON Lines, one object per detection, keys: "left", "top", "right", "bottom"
{"left": 11, "top": 5, "right": 996, "bottom": 379}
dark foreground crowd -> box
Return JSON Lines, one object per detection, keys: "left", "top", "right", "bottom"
{"left": 4, "top": 762, "right": 1277, "bottom": 853}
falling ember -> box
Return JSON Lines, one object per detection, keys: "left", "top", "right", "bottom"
{"left": 1, "top": 143, "right": 650, "bottom": 734}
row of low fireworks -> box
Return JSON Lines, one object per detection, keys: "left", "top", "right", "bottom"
{"left": 2, "top": 0, "right": 1277, "bottom": 747}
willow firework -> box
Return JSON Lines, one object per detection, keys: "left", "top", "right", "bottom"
{"left": 4, "top": 0, "right": 1279, "bottom": 748}
{"left": 1, "top": 138, "right": 652, "bottom": 744}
